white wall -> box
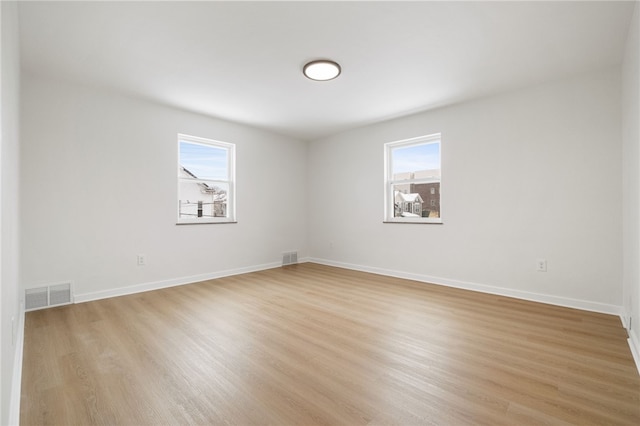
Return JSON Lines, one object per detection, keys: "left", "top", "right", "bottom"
{"left": 308, "top": 68, "right": 623, "bottom": 313}
{"left": 20, "top": 74, "right": 308, "bottom": 301}
{"left": 622, "top": 2, "right": 640, "bottom": 363}
{"left": 1, "top": 1, "right": 22, "bottom": 424}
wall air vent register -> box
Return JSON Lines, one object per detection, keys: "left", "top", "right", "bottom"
{"left": 25, "top": 282, "right": 73, "bottom": 311}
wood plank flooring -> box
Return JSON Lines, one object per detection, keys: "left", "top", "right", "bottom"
{"left": 20, "top": 263, "right": 640, "bottom": 425}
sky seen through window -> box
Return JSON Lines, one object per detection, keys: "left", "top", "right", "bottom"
{"left": 392, "top": 142, "right": 440, "bottom": 175}
{"left": 179, "top": 141, "right": 228, "bottom": 181}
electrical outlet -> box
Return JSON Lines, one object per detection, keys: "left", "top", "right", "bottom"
{"left": 137, "top": 254, "right": 146, "bottom": 266}
{"left": 536, "top": 259, "right": 547, "bottom": 272}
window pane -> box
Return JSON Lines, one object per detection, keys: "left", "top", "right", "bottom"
{"left": 179, "top": 140, "right": 228, "bottom": 180}
{"left": 391, "top": 142, "right": 440, "bottom": 177}
{"left": 391, "top": 182, "right": 440, "bottom": 218}
{"left": 391, "top": 184, "right": 423, "bottom": 218}
{"left": 179, "top": 181, "right": 229, "bottom": 219}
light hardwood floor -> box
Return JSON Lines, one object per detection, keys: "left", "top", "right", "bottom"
{"left": 20, "top": 263, "right": 640, "bottom": 425}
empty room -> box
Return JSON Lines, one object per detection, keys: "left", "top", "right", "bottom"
{"left": 1, "top": 0, "right": 640, "bottom": 425}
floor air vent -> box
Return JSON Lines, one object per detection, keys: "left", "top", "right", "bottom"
{"left": 282, "top": 251, "right": 298, "bottom": 266}
{"left": 25, "top": 282, "right": 73, "bottom": 311}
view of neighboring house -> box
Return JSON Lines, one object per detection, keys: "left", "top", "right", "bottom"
{"left": 178, "top": 166, "right": 227, "bottom": 218}
{"left": 411, "top": 182, "right": 440, "bottom": 218}
{"left": 394, "top": 191, "right": 424, "bottom": 217}
{"left": 393, "top": 169, "right": 441, "bottom": 218}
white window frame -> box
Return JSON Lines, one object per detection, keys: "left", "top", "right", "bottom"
{"left": 384, "top": 133, "right": 442, "bottom": 224}
{"left": 177, "top": 134, "right": 236, "bottom": 224}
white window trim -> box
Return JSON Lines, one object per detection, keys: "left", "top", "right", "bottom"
{"left": 384, "top": 133, "right": 442, "bottom": 224}
{"left": 177, "top": 134, "right": 236, "bottom": 225}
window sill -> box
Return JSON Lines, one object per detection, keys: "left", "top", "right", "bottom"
{"left": 383, "top": 220, "right": 443, "bottom": 225}
{"left": 176, "top": 221, "right": 237, "bottom": 225}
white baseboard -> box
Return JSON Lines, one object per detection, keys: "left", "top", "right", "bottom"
{"left": 629, "top": 332, "right": 640, "bottom": 376}
{"left": 308, "top": 257, "right": 622, "bottom": 316}
{"left": 620, "top": 306, "right": 630, "bottom": 332}
{"left": 74, "top": 260, "right": 295, "bottom": 303}
{"left": 9, "top": 303, "right": 25, "bottom": 426}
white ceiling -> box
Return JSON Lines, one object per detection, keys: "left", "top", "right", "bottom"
{"left": 18, "top": 1, "right": 635, "bottom": 141}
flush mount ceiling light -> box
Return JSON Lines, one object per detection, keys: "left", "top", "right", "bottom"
{"left": 303, "top": 60, "right": 341, "bottom": 81}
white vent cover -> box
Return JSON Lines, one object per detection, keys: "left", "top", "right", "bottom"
{"left": 282, "top": 251, "right": 298, "bottom": 266}
{"left": 25, "top": 282, "right": 72, "bottom": 311}
{"left": 25, "top": 288, "right": 48, "bottom": 311}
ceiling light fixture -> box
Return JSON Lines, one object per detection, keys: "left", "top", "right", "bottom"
{"left": 303, "top": 60, "right": 341, "bottom": 81}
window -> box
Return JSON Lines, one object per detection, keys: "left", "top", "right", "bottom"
{"left": 177, "top": 134, "right": 235, "bottom": 224}
{"left": 384, "top": 133, "right": 441, "bottom": 223}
